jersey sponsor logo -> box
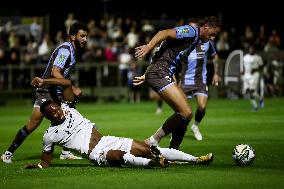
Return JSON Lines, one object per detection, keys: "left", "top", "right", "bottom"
{"left": 176, "top": 27, "right": 189, "bottom": 36}
{"left": 179, "top": 28, "right": 189, "bottom": 34}
{"left": 58, "top": 54, "right": 67, "bottom": 63}
{"left": 188, "top": 52, "right": 205, "bottom": 60}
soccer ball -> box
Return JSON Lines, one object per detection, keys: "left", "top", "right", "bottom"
{"left": 232, "top": 144, "right": 255, "bottom": 165}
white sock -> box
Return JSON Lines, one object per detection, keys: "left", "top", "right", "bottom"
{"left": 61, "top": 150, "right": 71, "bottom": 154}
{"left": 158, "top": 147, "right": 197, "bottom": 162}
{"left": 123, "top": 153, "right": 151, "bottom": 167}
{"left": 250, "top": 99, "right": 258, "bottom": 109}
{"left": 152, "top": 127, "right": 165, "bottom": 143}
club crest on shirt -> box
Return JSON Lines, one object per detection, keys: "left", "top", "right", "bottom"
{"left": 201, "top": 45, "right": 205, "bottom": 51}
{"left": 165, "top": 76, "right": 172, "bottom": 82}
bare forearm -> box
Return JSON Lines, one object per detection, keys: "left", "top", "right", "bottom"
{"left": 213, "top": 55, "right": 219, "bottom": 75}
{"left": 43, "top": 78, "right": 72, "bottom": 86}
{"left": 147, "top": 29, "right": 176, "bottom": 49}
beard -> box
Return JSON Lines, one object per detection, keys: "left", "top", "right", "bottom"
{"left": 74, "top": 39, "right": 86, "bottom": 54}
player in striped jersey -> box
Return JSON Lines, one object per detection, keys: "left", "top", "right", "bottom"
{"left": 134, "top": 16, "right": 221, "bottom": 149}
{"left": 178, "top": 39, "right": 219, "bottom": 141}
{"left": 1, "top": 22, "right": 88, "bottom": 163}
{"left": 175, "top": 17, "right": 220, "bottom": 141}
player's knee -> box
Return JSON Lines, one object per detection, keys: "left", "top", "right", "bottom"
{"left": 198, "top": 105, "right": 206, "bottom": 112}
{"left": 180, "top": 109, "right": 193, "bottom": 121}
{"left": 106, "top": 150, "right": 125, "bottom": 167}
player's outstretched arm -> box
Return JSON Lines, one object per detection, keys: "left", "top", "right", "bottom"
{"left": 31, "top": 77, "right": 72, "bottom": 87}
{"left": 134, "top": 29, "right": 176, "bottom": 59}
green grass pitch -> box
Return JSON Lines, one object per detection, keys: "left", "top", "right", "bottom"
{"left": 1, "top": 98, "right": 284, "bottom": 189}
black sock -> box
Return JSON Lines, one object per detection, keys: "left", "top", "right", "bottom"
{"left": 169, "top": 124, "right": 188, "bottom": 149}
{"left": 7, "top": 126, "right": 30, "bottom": 153}
{"left": 162, "top": 113, "right": 190, "bottom": 135}
{"left": 195, "top": 109, "right": 205, "bottom": 123}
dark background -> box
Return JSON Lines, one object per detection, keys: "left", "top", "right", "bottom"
{"left": 0, "top": 0, "right": 282, "bottom": 29}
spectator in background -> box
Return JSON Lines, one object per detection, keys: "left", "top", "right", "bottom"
{"left": 264, "top": 36, "right": 279, "bottom": 52}
{"left": 216, "top": 30, "right": 230, "bottom": 58}
{"left": 23, "top": 40, "right": 38, "bottom": 64}
{"left": 127, "top": 62, "right": 141, "bottom": 103}
{"left": 119, "top": 46, "right": 133, "bottom": 85}
{"left": 54, "top": 31, "right": 65, "bottom": 46}
{"left": 216, "top": 31, "right": 230, "bottom": 51}
{"left": 126, "top": 27, "right": 139, "bottom": 48}
{"left": 30, "top": 17, "right": 42, "bottom": 43}
{"left": 38, "top": 33, "right": 54, "bottom": 63}
{"left": 141, "top": 20, "right": 155, "bottom": 37}
{"left": 255, "top": 24, "right": 267, "bottom": 50}
{"left": 64, "top": 13, "right": 77, "bottom": 35}
{"left": 242, "top": 26, "right": 254, "bottom": 50}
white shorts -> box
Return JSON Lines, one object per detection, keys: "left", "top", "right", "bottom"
{"left": 89, "top": 136, "right": 133, "bottom": 166}
{"left": 243, "top": 73, "right": 260, "bottom": 91}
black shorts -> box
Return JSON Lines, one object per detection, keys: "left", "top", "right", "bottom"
{"left": 181, "top": 83, "right": 208, "bottom": 99}
{"left": 145, "top": 62, "right": 175, "bottom": 93}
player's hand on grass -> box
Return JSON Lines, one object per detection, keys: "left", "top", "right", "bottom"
{"left": 31, "top": 77, "right": 44, "bottom": 87}
{"left": 25, "top": 163, "right": 42, "bottom": 169}
{"left": 133, "top": 74, "right": 145, "bottom": 86}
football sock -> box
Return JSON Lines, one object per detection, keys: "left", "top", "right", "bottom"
{"left": 162, "top": 113, "right": 189, "bottom": 135}
{"left": 123, "top": 153, "right": 151, "bottom": 167}
{"left": 7, "top": 126, "right": 30, "bottom": 153}
{"left": 150, "top": 127, "right": 165, "bottom": 145}
{"left": 169, "top": 124, "right": 188, "bottom": 149}
{"left": 166, "top": 113, "right": 190, "bottom": 149}
{"left": 195, "top": 109, "right": 205, "bottom": 123}
{"left": 158, "top": 147, "right": 197, "bottom": 162}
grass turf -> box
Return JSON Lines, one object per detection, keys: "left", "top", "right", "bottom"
{"left": 0, "top": 98, "right": 284, "bottom": 189}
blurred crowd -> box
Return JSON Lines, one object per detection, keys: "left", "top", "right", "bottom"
{"left": 0, "top": 13, "right": 283, "bottom": 97}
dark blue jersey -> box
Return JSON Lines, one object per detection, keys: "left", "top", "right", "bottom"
{"left": 150, "top": 25, "right": 199, "bottom": 76}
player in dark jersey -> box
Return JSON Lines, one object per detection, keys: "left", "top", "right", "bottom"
{"left": 178, "top": 19, "right": 220, "bottom": 141}
{"left": 134, "top": 16, "right": 221, "bottom": 149}
{"left": 1, "top": 22, "right": 88, "bottom": 163}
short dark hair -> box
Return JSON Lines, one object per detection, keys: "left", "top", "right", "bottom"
{"left": 188, "top": 17, "right": 199, "bottom": 24}
{"left": 40, "top": 100, "right": 53, "bottom": 115}
{"left": 199, "top": 16, "right": 222, "bottom": 28}
{"left": 69, "top": 22, "right": 88, "bottom": 36}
